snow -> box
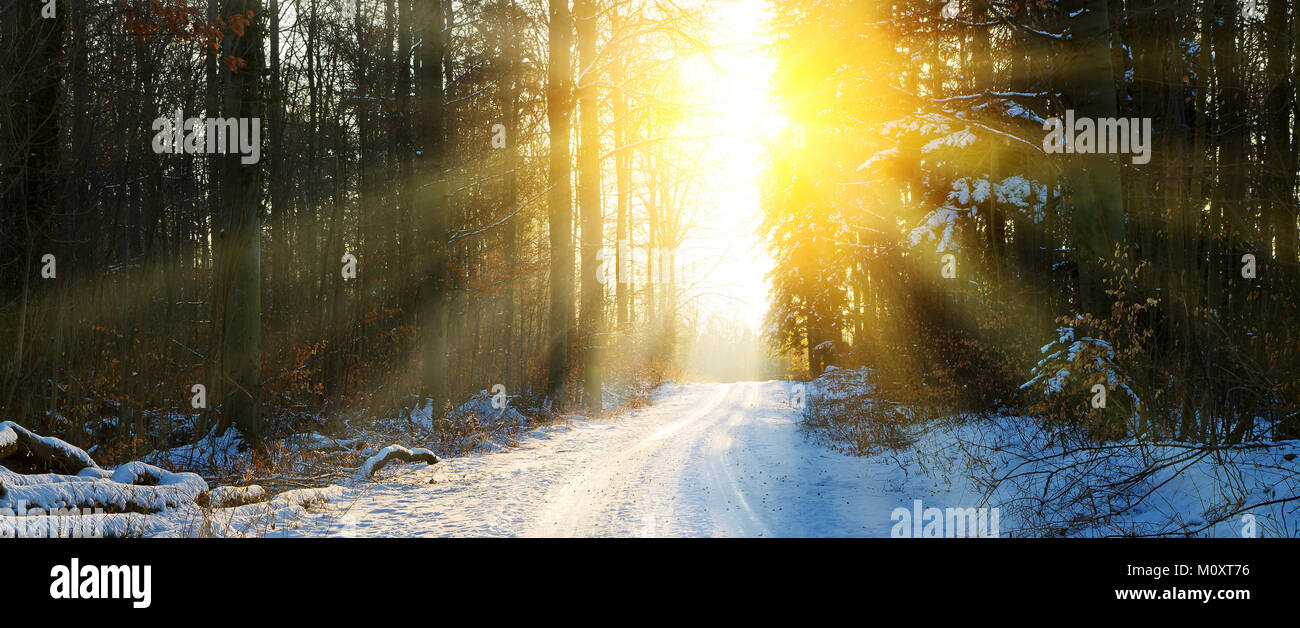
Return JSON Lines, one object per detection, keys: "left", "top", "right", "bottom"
{"left": 272, "top": 486, "right": 345, "bottom": 508}
{"left": 278, "top": 381, "right": 990, "bottom": 537}
{"left": 401, "top": 388, "right": 535, "bottom": 455}
{"left": 956, "top": 415, "right": 1300, "bottom": 536}
{"left": 881, "top": 113, "right": 953, "bottom": 139}
{"left": 0, "top": 420, "right": 99, "bottom": 470}
{"left": 856, "top": 147, "right": 898, "bottom": 173}
{"left": 1, "top": 510, "right": 173, "bottom": 538}
{"left": 908, "top": 175, "right": 1051, "bottom": 254}
{"left": 7, "top": 376, "right": 1292, "bottom": 537}
{"left": 353, "top": 445, "right": 440, "bottom": 481}
{"left": 0, "top": 466, "right": 93, "bottom": 487}
{"left": 1022, "top": 327, "right": 1142, "bottom": 417}
{"left": 909, "top": 205, "right": 965, "bottom": 252}
{"left": 922, "top": 128, "right": 977, "bottom": 153}
{"left": 806, "top": 368, "right": 1299, "bottom": 537}
{"left": 145, "top": 425, "right": 245, "bottom": 472}
{"left": 207, "top": 484, "right": 267, "bottom": 508}
{"left": 992, "top": 175, "right": 1048, "bottom": 223}
{"left": 294, "top": 433, "right": 366, "bottom": 452}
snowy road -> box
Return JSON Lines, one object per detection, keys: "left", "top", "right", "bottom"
{"left": 300, "top": 381, "right": 931, "bottom": 537}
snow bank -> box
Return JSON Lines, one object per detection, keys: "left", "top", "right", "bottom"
{"left": 807, "top": 367, "right": 1300, "bottom": 537}
{"left": 144, "top": 425, "right": 245, "bottom": 473}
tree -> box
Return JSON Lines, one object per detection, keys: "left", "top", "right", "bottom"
{"left": 216, "top": 0, "right": 266, "bottom": 443}
{"left": 1064, "top": 0, "right": 1126, "bottom": 315}
{"left": 546, "top": 0, "right": 575, "bottom": 407}
{"left": 0, "top": 0, "right": 63, "bottom": 411}
{"left": 416, "top": 0, "right": 451, "bottom": 412}
{"left": 576, "top": 0, "right": 603, "bottom": 413}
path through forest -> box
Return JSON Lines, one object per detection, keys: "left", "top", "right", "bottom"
{"left": 297, "top": 381, "right": 930, "bottom": 537}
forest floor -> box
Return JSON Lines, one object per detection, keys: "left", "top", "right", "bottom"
{"left": 7, "top": 377, "right": 1295, "bottom": 537}
{"left": 281, "top": 375, "right": 1300, "bottom": 538}
{"left": 285, "top": 380, "right": 965, "bottom": 537}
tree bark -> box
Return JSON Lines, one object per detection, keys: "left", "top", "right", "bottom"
{"left": 1064, "top": 0, "right": 1126, "bottom": 315}
{"left": 576, "top": 0, "right": 603, "bottom": 413}
{"left": 216, "top": 0, "right": 266, "bottom": 444}
{"left": 546, "top": 0, "right": 575, "bottom": 407}
{"left": 416, "top": 0, "right": 452, "bottom": 413}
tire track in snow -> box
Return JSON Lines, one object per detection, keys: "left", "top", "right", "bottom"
{"left": 299, "top": 381, "right": 892, "bottom": 537}
{"left": 527, "top": 383, "right": 739, "bottom": 536}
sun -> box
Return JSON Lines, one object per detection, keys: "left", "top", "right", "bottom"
{"left": 673, "top": 0, "right": 782, "bottom": 330}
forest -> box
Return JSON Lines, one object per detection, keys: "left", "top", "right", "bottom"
{"left": 2, "top": 0, "right": 1299, "bottom": 539}
{"left": 2, "top": 0, "right": 776, "bottom": 463}
{"left": 763, "top": 0, "right": 1300, "bottom": 445}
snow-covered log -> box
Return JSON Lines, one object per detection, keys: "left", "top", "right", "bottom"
{"left": 194, "top": 485, "right": 345, "bottom": 537}
{"left": 0, "top": 422, "right": 350, "bottom": 536}
{"left": 0, "top": 423, "right": 209, "bottom": 514}
{"left": 0, "top": 421, "right": 99, "bottom": 475}
{"left": 354, "top": 445, "right": 439, "bottom": 480}
{"left": 0, "top": 462, "right": 209, "bottom": 515}
{"left": 199, "top": 484, "right": 268, "bottom": 508}
{"left": 271, "top": 485, "right": 345, "bottom": 508}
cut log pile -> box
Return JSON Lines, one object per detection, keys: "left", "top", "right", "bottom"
{"left": 1, "top": 421, "right": 440, "bottom": 537}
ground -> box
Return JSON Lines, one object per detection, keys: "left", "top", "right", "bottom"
{"left": 6, "top": 377, "right": 1292, "bottom": 537}
{"left": 291, "top": 381, "right": 966, "bottom": 537}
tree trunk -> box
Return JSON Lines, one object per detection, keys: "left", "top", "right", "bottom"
{"left": 576, "top": 0, "right": 603, "bottom": 413}
{"left": 415, "top": 0, "right": 452, "bottom": 413}
{"left": 1064, "top": 0, "right": 1126, "bottom": 315}
{"left": 502, "top": 0, "right": 523, "bottom": 392}
{"left": 216, "top": 0, "right": 266, "bottom": 444}
{"left": 546, "top": 0, "right": 575, "bottom": 407}
{"left": 613, "top": 13, "right": 630, "bottom": 332}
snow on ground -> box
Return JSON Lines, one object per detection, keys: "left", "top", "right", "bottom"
{"left": 803, "top": 367, "right": 1300, "bottom": 537}
{"left": 283, "top": 381, "right": 976, "bottom": 537}
{"left": 11, "top": 375, "right": 1292, "bottom": 537}
{"left": 281, "top": 374, "right": 1299, "bottom": 538}
{"left": 953, "top": 415, "right": 1300, "bottom": 537}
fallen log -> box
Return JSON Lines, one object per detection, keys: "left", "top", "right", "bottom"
{"left": 199, "top": 484, "right": 268, "bottom": 508}
{"left": 0, "top": 422, "right": 350, "bottom": 535}
{"left": 0, "top": 462, "right": 209, "bottom": 515}
{"left": 0, "top": 421, "right": 98, "bottom": 475}
{"left": 194, "top": 485, "right": 345, "bottom": 537}
{"left": 354, "top": 445, "right": 439, "bottom": 480}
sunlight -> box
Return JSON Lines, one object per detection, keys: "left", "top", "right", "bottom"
{"left": 6, "top": 0, "right": 1297, "bottom": 559}
{"left": 680, "top": 0, "right": 782, "bottom": 330}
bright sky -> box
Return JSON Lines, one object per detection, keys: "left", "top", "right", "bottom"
{"left": 678, "top": 0, "right": 779, "bottom": 332}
